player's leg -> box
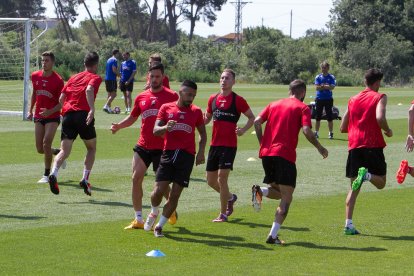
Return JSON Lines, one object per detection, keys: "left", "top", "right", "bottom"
{"left": 344, "top": 181, "right": 361, "bottom": 235}
{"left": 217, "top": 168, "right": 232, "bottom": 214}
{"left": 206, "top": 146, "right": 220, "bottom": 192}
{"left": 126, "top": 85, "right": 133, "bottom": 112}
{"left": 122, "top": 91, "right": 128, "bottom": 111}
{"left": 326, "top": 99, "right": 334, "bottom": 138}
{"left": 34, "top": 121, "right": 47, "bottom": 182}
{"left": 206, "top": 170, "right": 220, "bottom": 192}
{"left": 79, "top": 137, "right": 96, "bottom": 196}
{"left": 144, "top": 180, "right": 170, "bottom": 231}
{"left": 43, "top": 121, "right": 59, "bottom": 174}
{"left": 314, "top": 99, "right": 323, "bottom": 136}
{"left": 48, "top": 138, "right": 74, "bottom": 195}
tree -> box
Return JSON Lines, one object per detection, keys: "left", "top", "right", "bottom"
{"left": 0, "top": 0, "right": 45, "bottom": 18}
{"left": 165, "top": 0, "right": 183, "bottom": 47}
{"left": 182, "top": 0, "right": 227, "bottom": 41}
{"left": 54, "top": 0, "right": 78, "bottom": 42}
{"left": 144, "top": 0, "right": 159, "bottom": 42}
{"left": 97, "top": 0, "right": 109, "bottom": 35}
{"left": 78, "top": 0, "right": 102, "bottom": 40}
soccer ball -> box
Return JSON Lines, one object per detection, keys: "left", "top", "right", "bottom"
{"left": 113, "top": 106, "right": 121, "bottom": 114}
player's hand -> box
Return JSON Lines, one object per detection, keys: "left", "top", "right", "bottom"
{"left": 384, "top": 128, "right": 393, "bottom": 137}
{"left": 406, "top": 135, "right": 414, "bottom": 152}
{"left": 86, "top": 110, "right": 94, "bottom": 125}
{"left": 235, "top": 127, "right": 245, "bottom": 136}
{"left": 111, "top": 123, "right": 119, "bottom": 134}
{"left": 195, "top": 152, "right": 205, "bottom": 166}
{"left": 318, "top": 146, "right": 328, "bottom": 159}
{"left": 26, "top": 112, "right": 33, "bottom": 120}
{"left": 166, "top": 120, "right": 176, "bottom": 131}
{"left": 39, "top": 108, "right": 51, "bottom": 117}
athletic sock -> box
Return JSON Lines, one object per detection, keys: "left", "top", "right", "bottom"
{"left": 135, "top": 211, "right": 143, "bottom": 222}
{"left": 51, "top": 166, "right": 59, "bottom": 177}
{"left": 44, "top": 168, "right": 51, "bottom": 177}
{"left": 151, "top": 206, "right": 160, "bottom": 215}
{"left": 364, "top": 172, "right": 372, "bottom": 181}
{"left": 269, "top": 222, "right": 281, "bottom": 239}
{"left": 82, "top": 169, "right": 91, "bottom": 182}
{"left": 345, "top": 219, "right": 354, "bottom": 229}
{"left": 261, "top": 187, "right": 269, "bottom": 197}
{"left": 156, "top": 215, "right": 168, "bottom": 228}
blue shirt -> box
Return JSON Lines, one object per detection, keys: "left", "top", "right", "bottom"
{"left": 105, "top": 57, "right": 118, "bottom": 81}
{"left": 120, "top": 59, "right": 137, "bottom": 82}
{"left": 314, "top": 73, "right": 336, "bottom": 100}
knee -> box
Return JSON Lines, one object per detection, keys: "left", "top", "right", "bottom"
{"left": 277, "top": 205, "right": 289, "bottom": 218}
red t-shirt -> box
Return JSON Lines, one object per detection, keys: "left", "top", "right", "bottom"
{"left": 206, "top": 92, "right": 250, "bottom": 147}
{"left": 157, "top": 102, "right": 204, "bottom": 155}
{"left": 347, "top": 88, "right": 386, "bottom": 150}
{"left": 130, "top": 87, "right": 179, "bottom": 150}
{"left": 31, "top": 70, "right": 64, "bottom": 119}
{"left": 145, "top": 73, "right": 170, "bottom": 89}
{"left": 258, "top": 98, "right": 312, "bottom": 163}
{"left": 61, "top": 71, "right": 102, "bottom": 115}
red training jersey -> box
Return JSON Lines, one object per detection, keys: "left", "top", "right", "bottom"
{"left": 347, "top": 88, "right": 386, "bottom": 150}
{"left": 61, "top": 71, "right": 102, "bottom": 115}
{"left": 130, "top": 87, "right": 179, "bottom": 150}
{"left": 258, "top": 97, "right": 312, "bottom": 163}
{"left": 146, "top": 73, "right": 170, "bottom": 89}
{"left": 206, "top": 92, "right": 250, "bottom": 147}
{"left": 157, "top": 102, "right": 204, "bottom": 155}
{"left": 31, "top": 70, "right": 64, "bottom": 119}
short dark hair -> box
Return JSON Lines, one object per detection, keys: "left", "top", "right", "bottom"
{"left": 223, "top": 68, "right": 236, "bottom": 79}
{"left": 41, "top": 51, "right": 55, "bottom": 62}
{"left": 123, "top": 51, "right": 130, "bottom": 56}
{"left": 112, "top": 49, "right": 119, "bottom": 55}
{"left": 149, "top": 63, "right": 164, "bottom": 74}
{"left": 181, "top": 80, "right": 197, "bottom": 90}
{"left": 289, "top": 79, "right": 306, "bottom": 96}
{"left": 84, "top": 51, "right": 99, "bottom": 67}
{"left": 365, "top": 68, "right": 383, "bottom": 86}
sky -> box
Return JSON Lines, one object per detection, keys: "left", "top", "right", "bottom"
{"left": 43, "top": 0, "right": 334, "bottom": 39}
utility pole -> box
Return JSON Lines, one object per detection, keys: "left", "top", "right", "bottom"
{"left": 230, "top": 0, "right": 251, "bottom": 45}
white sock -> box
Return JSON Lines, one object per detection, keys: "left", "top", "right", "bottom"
{"left": 151, "top": 206, "right": 159, "bottom": 215}
{"left": 156, "top": 215, "right": 168, "bottom": 228}
{"left": 269, "top": 222, "right": 281, "bottom": 238}
{"left": 51, "top": 166, "right": 59, "bottom": 177}
{"left": 82, "top": 169, "right": 91, "bottom": 182}
{"left": 103, "top": 104, "right": 108, "bottom": 109}
{"left": 364, "top": 172, "right": 372, "bottom": 181}
{"left": 345, "top": 219, "right": 353, "bottom": 228}
{"left": 135, "top": 211, "right": 142, "bottom": 222}
{"left": 261, "top": 187, "right": 269, "bottom": 197}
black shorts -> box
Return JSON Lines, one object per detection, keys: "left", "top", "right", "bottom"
{"left": 61, "top": 111, "right": 96, "bottom": 140}
{"left": 262, "top": 156, "right": 297, "bottom": 188}
{"left": 206, "top": 146, "right": 237, "bottom": 171}
{"left": 156, "top": 149, "right": 195, "bottom": 187}
{"left": 133, "top": 145, "right": 162, "bottom": 172}
{"left": 346, "top": 148, "right": 387, "bottom": 178}
{"left": 119, "top": 81, "right": 134, "bottom": 92}
{"left": 315, "top": 98, "right": 334, "bottom": 121}
{"left": 105, "top": 80, "right": 117, "bottom": 93}
{"left": 34, "top": 117, "right": 60, "bottom": 125}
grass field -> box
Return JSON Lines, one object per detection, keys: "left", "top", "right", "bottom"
{"left": 1, "top": 81, "right": 414, "bottom": 274}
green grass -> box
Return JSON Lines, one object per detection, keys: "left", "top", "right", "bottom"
{"left": 1, "top": 81, "right": 414, "bottom": 274}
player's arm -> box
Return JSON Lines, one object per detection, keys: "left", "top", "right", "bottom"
{"left": 204, "top": 112, "right": 212, "bottom": 125}
{"left": 39, "top": 102, "right": 62, "bottom": 118}
{"left": 303, "top": 125, "right": 328, "bottom": 158}
{"left": 253, "top": 116, "right": 264, "bottom": 143}
{"left": 153, "top": 119, "right": 176, "bottom": 136}
{"left": 112, "top": 64, "right": 119, "bottom": 77}
{"left": 340, "top": 109, "right": 349, "bottom": 133}
{"left": 85, "top": 85, "right": 95, "bottom": 126}
{"left": 27, "top": 88, "right": 36, "bottom": 120}
{"left": 236, "top": 108, "right": 255, "bottom": 136}
{"left": 195, "top": 123, "right": 207, "bottom": 166}
{"left": 406, "top": 104, "right": 414, "bottom": 152}
{"left": 376, "top": 95, "right": 393, "bottom": 137}
{"left": 111, "top": 115, "right": 138, "bottom": 134}
{"left": 126, "top": 70, "right": 137, "bottom": 84}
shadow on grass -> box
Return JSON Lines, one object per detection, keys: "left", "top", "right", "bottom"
{"left": 363, "top": 234, "right": 414, "bottom": 241}
{"left": 190, "top": 177, "right": 206, "bottom": 183}
{"left": 229, "top": 218, "right": 310, "bottom": 232}
{"left": 165, "top": 226, "right": 273, "bottom": 251}
{"left": 58, "top": 180, "right": 114, "bottom": 193}
{"left": 0, "top": 214, "right": 46, "bottom": 220}
{"left": 287, "top": 241, "right": 387, "bottom": 251}
{"left": 57, "top": 199, "right": 138, "bottom": 208}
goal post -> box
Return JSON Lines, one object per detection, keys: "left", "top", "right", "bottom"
{"left": 0, "top": 18, "right": 57, "bottom": 120}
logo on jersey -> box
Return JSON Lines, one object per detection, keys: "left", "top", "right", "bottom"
{"left": 178, "top": 111, "right": 186, "bottom": 120}
{"left": 213, "top": 109, "right": 236, "bottom": 119}
{"left": 169, "top": 123, "right": 192, "bottom": 133}
{"left": 141, "top": 101, "right": 146, "bottom": 106}
{"left": 168, "top": 113, "right": 174, "bottom": 119}
{"left": 142, "top": 109, "right": 158, "bottom": 119}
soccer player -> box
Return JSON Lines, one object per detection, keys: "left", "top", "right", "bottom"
{"left": 48, "top": 52, "right": 102, "bottom": 196}
{"left": 27, "top": 51, "right": 65, "bottom": 183}
{"left": 144, "top": 53, "right": 170, "bottom": 90}
{"left": 253, "top": 79, "right": 328, "bottom": 244}
{"left": 103, "top": 49, "right": 119, "bottom": 114}
{"left": 204, "top": 69, "right": 255, "bottom": 222}
{"left": 111, "top": 63, "right": 179, "bottom": 230}
{"left": 314, "top": 61, "right": 336, "bottom": 139}
{"left": 340, "top": 68, "right": 392, "bottom": 235}
{"left": 396, "top": 101, "right": 414, "bottom": 184}
{"left": 143, "top": 80, "right": 206, "bottom": 238}
{"left": 119, "top": 51, "right": 137, "bottom": 114}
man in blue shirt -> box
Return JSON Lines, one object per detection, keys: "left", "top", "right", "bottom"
{"left": 314, "top": 61, "right": 336, "bottom": 139}
{"left": 103, "top": 49, "right": 120, "bottom": 114}
{"left": 119, "top": 52, "right": 137, "bottom": 114}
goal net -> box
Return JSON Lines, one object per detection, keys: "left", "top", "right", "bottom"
{"left": 0, "top": 18, "right": 55, "bottom": 120}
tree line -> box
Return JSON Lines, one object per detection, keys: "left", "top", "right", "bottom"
{"left": 2, "top": 0, "right": 414, "bottom": 86}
